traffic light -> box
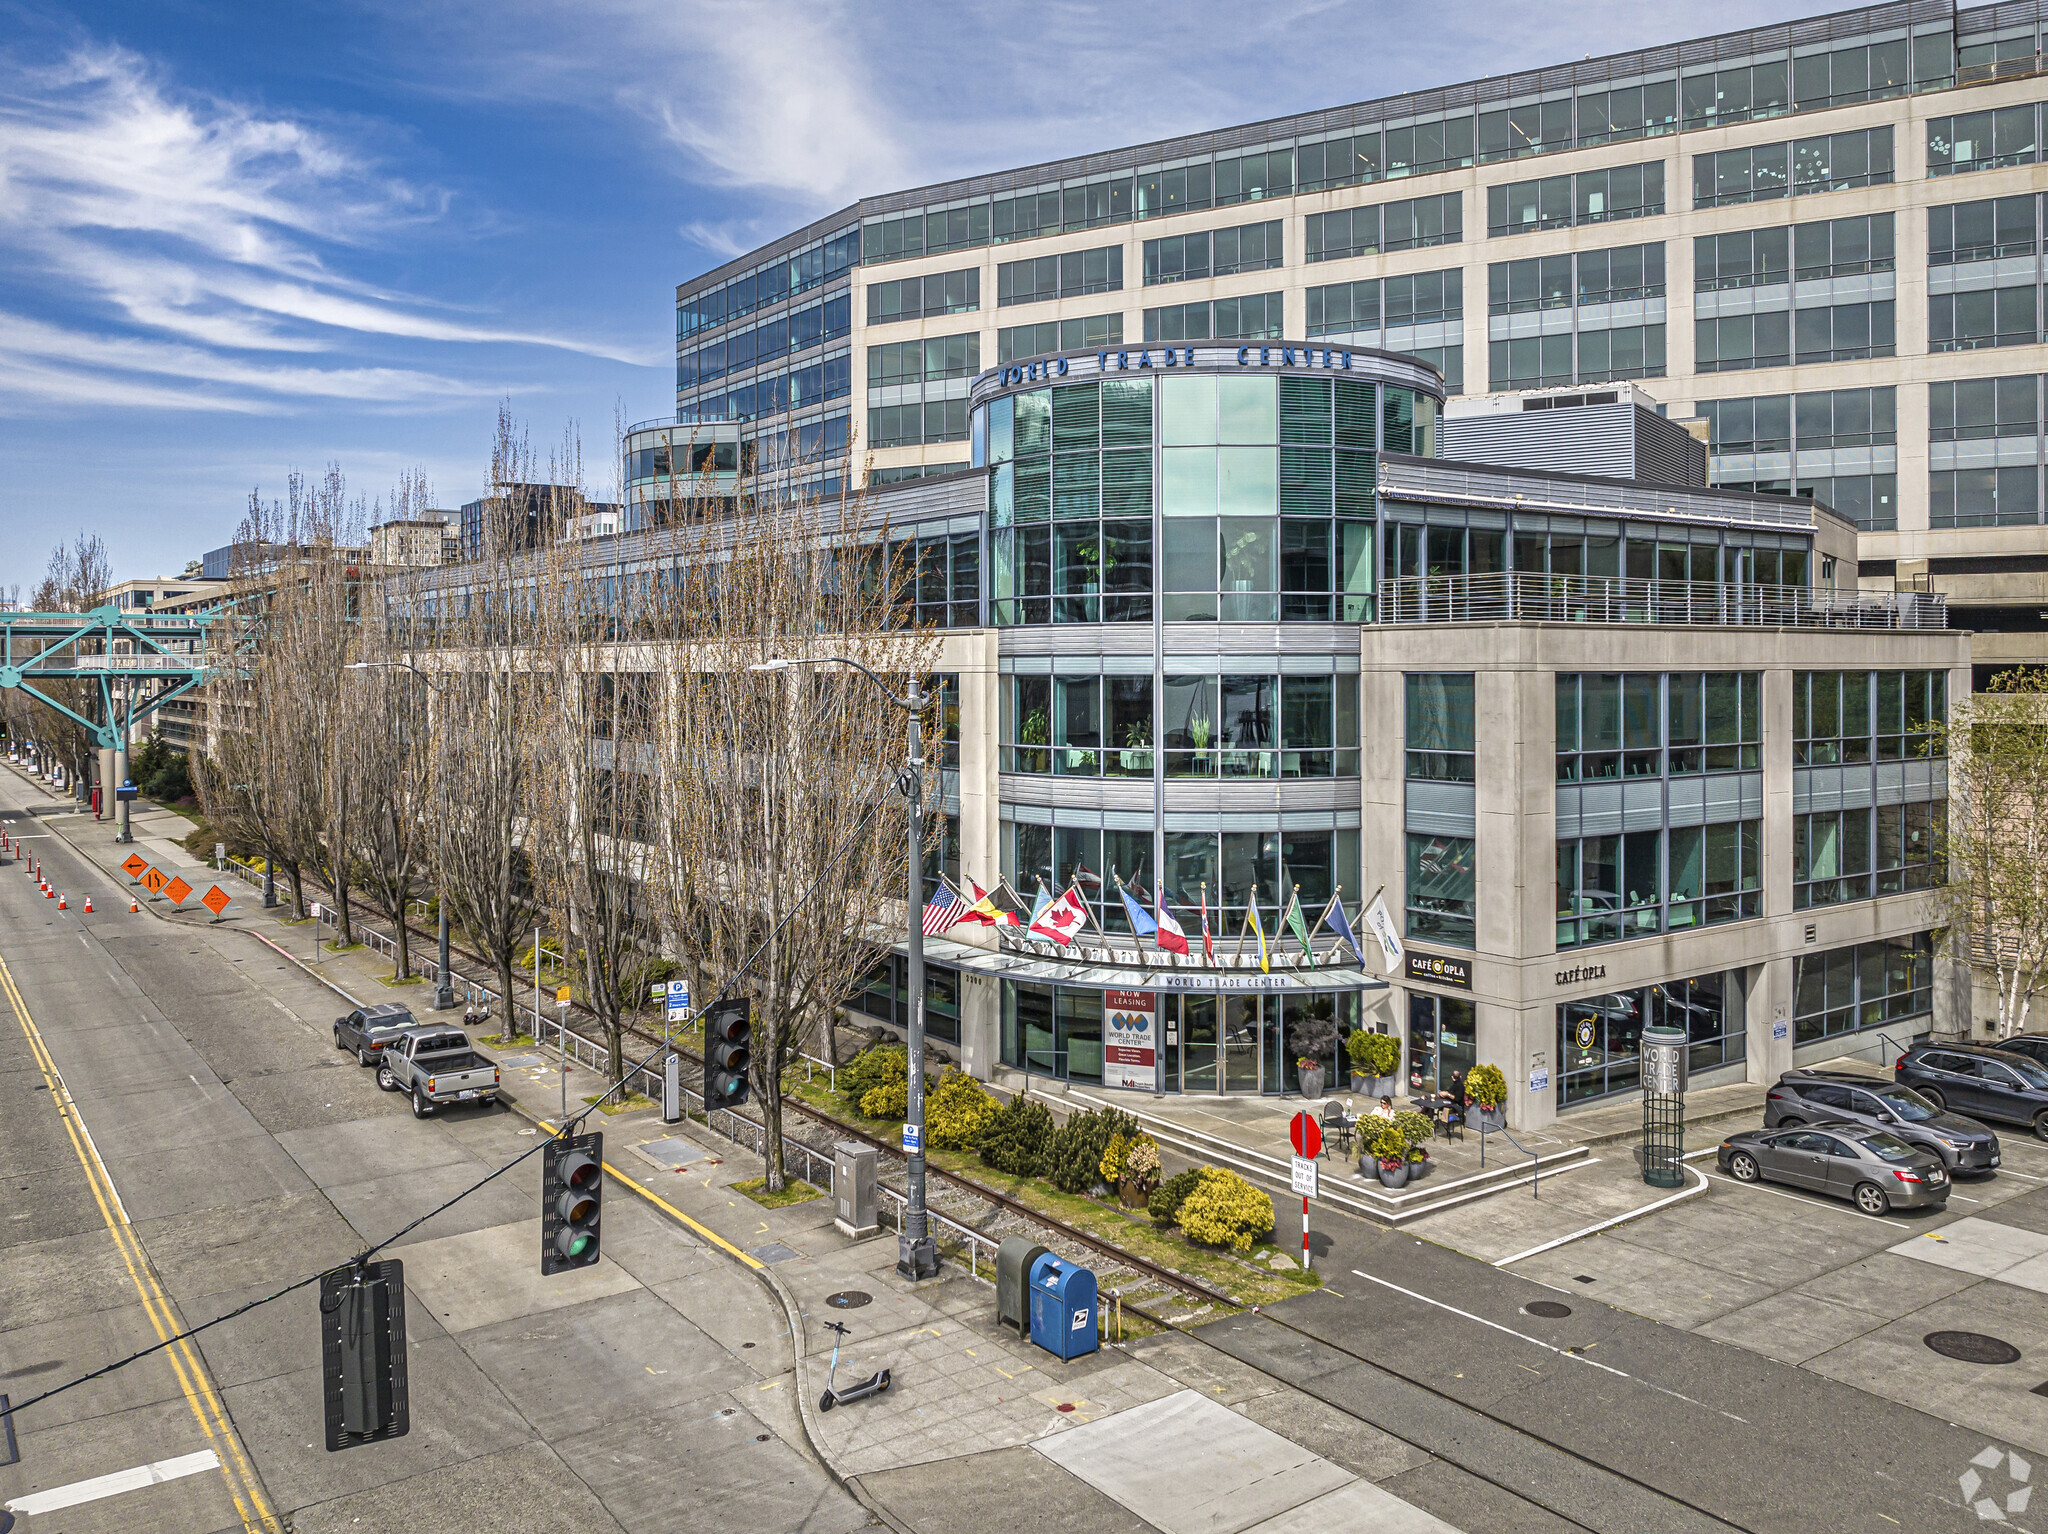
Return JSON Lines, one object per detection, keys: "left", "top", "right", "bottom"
{"left": 704, "top": 998, "right": 751, "bottom": 1110}
{"left": 320, "top": 1260, "right": 409, "bottom": 1451}
{"left": 541, "top": 1131, "right": 603, "bottom": 1275}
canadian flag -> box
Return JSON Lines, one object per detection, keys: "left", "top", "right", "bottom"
{"left": 1028, "top": 886, "right": 1090, "bottom": 946}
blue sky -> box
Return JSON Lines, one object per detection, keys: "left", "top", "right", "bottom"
{"left": 0, "top": 0, "right": 1803, "bottom": 588}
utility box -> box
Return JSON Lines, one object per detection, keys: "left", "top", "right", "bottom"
{"left": 996, "top": 1236, "right": 1050, "bottom": 1336}
{"left": 833, "top": 1142, "right": 879, "bottom": 1239}
{"left": 1027, "top": 1252, "right": 1099, "bottom": 1362}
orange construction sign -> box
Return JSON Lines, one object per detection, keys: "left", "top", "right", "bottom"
{"left": 122, "top": 853, "right": 148, "bottom": 878}
{"left": 163, "top": 877, "right": 193, "bottom": 905}
{"left": 201, "top": 885, "right": 231, "bottom": 917}
{"left": 140, "top": 866, "right": 167, "bottom": 894}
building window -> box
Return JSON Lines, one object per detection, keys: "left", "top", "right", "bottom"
{"left": 1695, "top": 312, "right": 1791, "bottom": 373}
{"left": 1930, "top": 194, "right": 2041, "bottom": 264}
{"left": 1306, "top": 272, "right": 1463, "bottom": 390}
{"left": 1143, "top": 220, "right": 1283, "bottom": 284}
{"left": 1929, "top": 287, "right": 2039, "bottom": 352}
{"left": 1559, "top": 971, "right": 1744, "bottom": 1106}
{"left": 1487, "top": 162, "right": 1663, "bottom": 236}
{"left": 1927, "top": 104, "right": 2043, "bottom": 177}
{"left": 866, "top": 269, "right": 979, "bottom": 324}
{"left": 866, "top": 333, "right": 979, "bottom": 386}
{"left": 998, "top": 246, "right": 1124, "bottom": 307}
{"left": 869, "top": 399, "right": 968, "bottom": 448}
{"left": 1795, "top": 300, "right": 1896, "bottom": 363}
{"left": 1792, "top": 213, "right": 1895, "bottom": 278}
{"left": 1478, "top": 96, "right": 1575, "bottom": 162}
{"left": 1930, "top": 467, "right": 2042, "bottom": 528}
{"left": 863, "top": 203, "right": 991, "bottom": 264}
{"left": 1795, "top": 802, "right": 1944, "bottom": 908}
{"left": 677, "top": 225, "right": 856, "bottom": 339}
{"left": 999, "top": 314, "right": 1123, "bottom": 362}
{"left": 1794, "top": 669, "right": 1948, "bottom": 766}
{"left": 1142, "top": 293, "right": 1284, "bottom": 343}
{"left": 1405, "top": 673, "right": 1473, "bottom": 781}
{"left": 1930, "top": 376, "right": 2039, "bottom": 439}
{"left": 1306, "top": 194, "right": 1462, "bottom": 260}
{"left": 1575, "top": 79, "right": 1680, "bottom": 146}
{"left": 1793, "top": 933, "right": 1934, "bottom": 1043}
{"left": 1691, "top": 127, "right": 1893, "bottom": 207}
{"left": 1406, "top": 833, "right": 1475, "bottom": 949}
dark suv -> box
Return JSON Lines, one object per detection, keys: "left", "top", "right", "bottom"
{"left": 1985, "top": 1035, "right": 2048, "bottom": 1074}
{"left": 1764, "top": 1069, "right": 2000, "bottom": 1174}
{"left": 1895, "top": 1043, "right": 2048, "bottom": 1142}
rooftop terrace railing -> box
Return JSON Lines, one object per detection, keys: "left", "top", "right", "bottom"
{"left": 1381, "top": 572, "right": 1949, "bottom": 629}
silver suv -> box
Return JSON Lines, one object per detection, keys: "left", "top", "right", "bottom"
{"left": 1764, "top": 1070, "right": 2000, "bottom": 1175}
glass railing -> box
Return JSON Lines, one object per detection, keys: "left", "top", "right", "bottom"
{"left": 1382, "top": 572, "right": 1947, "bottom": 629}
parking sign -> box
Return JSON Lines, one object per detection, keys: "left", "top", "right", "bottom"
{"left": 666, "top": 979, "right": 691, "bottom": 1022}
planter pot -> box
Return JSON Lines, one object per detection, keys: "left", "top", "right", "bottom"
{"left": 1473, "top": 1104, "right": 1506, "bottom": 1132}
{"left": 1406, "top": 1156, "right": 1431, "bottom": 1181}
{"left": 1119, "top": 1178, "right": 1150, "bottom": 1209}
{"left": 1298, "top": 1067, "right": 1325, "bottom": 1100}
{"left": 1369, "top": 1074, "right": 1397, "bottom": 1098}
{"left": 1376, "top": 1160, "right": 1411, "bottom": 1190}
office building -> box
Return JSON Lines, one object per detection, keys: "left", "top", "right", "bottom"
{"left": 670, "top": 0, "right": 2048, "bottom": 682}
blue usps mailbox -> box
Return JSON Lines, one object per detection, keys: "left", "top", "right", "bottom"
{"left": 1026, "top": 1252, "right": 1098, "bottom": 1361}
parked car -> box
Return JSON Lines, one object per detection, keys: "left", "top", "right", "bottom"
{"left": 1764, "top": 1069, "right": 2000, "bottom": 1174}
{"left": 376, "top": 1028, "right": 500, "bottom": 1118}
{"left": 1983, "top": 1034, "right": 2048, "bottom": 1074}
{"left": 1718, "top": 1125, "right": 1950, "bottom": 1214}
{"left": 1894, "top": 1043, "right": 2048, "bottom": 1141}
{"left": 332, "top": 1003, "right": 419, "bottom": 1067}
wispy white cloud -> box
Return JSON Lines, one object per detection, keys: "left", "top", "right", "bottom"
{"left": 0, "top": 40, "right": 650, "bottom": 414}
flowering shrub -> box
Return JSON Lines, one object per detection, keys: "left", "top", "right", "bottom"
{"left": 859, "top": 1079, "right": 908, "bottom": 1120}
{"left": 926, "top": 1071, "right": 999, "bottom": 1151}
{"left": 1123, "top": 1136, "right": 1161, "bottom": 1191}
{"left": 1099, "top": 1132, "right": 1129, "bottom": 1186}
{"left": 1175, "top": 1167, "right": 1276, "bottom": 1252}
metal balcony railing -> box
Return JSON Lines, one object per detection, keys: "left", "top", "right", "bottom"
{"left": 1380, "top": 572, "right": 1948, "bottom": 629}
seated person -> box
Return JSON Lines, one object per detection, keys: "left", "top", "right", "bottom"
{"left": 1370, "top": 1095, "right": 1397, "bottom": 1121}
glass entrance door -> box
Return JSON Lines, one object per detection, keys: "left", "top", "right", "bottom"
{"left": 1407, "top": 993, "right": 1438, "bottom": 1094}
{"left": 1437, "top": 997, "right": 1477, "bottom": 1095}
{"left": 1181, "top": 996, "right": 1218, "bottom": 1091}
{"left": 1223, "top": 996, "right": 1262, "bottom": 1093}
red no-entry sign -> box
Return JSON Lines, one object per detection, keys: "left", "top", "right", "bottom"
{"left": 1289, "top": 1110, "right": 1322, "bottom": 1160}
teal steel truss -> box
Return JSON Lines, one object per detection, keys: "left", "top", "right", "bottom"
{"left": 0, "top": 605, "right": 230, "bottom": 748}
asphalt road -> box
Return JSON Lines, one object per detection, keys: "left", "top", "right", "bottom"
{"left": 0, "top": 780, "right": 872, "bottom": 1534}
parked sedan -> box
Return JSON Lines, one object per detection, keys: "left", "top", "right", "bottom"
{"left": 1719, "top": 1125, "right": 1950, "bottom": 1214}
{"left": 1763, "top": 1070, "right": 2000, "bottom": 1174}
{"left": 333, "top": 1003, "right": 419, "bottom": 1066}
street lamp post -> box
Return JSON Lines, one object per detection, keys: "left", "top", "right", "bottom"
{"left": 753, "top": 654, "right": 937, "bottom": 1281}
{"left": 346, "top": 659, "right": 458, "bottom": 1011}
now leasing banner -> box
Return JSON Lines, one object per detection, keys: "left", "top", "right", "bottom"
{"left": 1103, "top": 990, "right": 1157, "bottom": 1090}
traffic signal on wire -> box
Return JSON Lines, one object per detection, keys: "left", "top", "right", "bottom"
{"left": 704, "top": 998, "right": 752, "bottom": 1110}
{"left": 541, "top": 1131, "right": 603, "bottom": 1275}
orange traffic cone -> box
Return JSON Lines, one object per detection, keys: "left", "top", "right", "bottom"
{"left": 57, "top": 894, "right": 66, "bottom": 910}
{"left": 44, "top": 886, "right": 54, "bottom": 900}
{"left": 82, "top": 896, "right": 92, "bottom": 913}
{"left": 129, "top": 897, "right": 139, "bottom": 913}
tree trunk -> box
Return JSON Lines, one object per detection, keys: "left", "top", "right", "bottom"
{"left": 762, "top": 1060, "right": 786, "bottom": 1193}
{"left": 498, "top": 959, "right": 518, "bottom": 1039}
{"left": 393, "top": 911, "right": 410, "bottom": 982}
{"left": 287, "top": 863, "right": 306, "bottom": 920}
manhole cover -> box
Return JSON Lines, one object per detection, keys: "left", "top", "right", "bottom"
{"left": 1524, "top": 1301, "right": 1573, "bottom": 1319}
{"left": 826, "top": 1291, "right": 872, "bottom": 1309}
{"left": 1925, "top": 1331, "right": 2021, "bottom": 1365}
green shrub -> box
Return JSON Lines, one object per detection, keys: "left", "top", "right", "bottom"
{"left": 1393, "top": 1110, "right": 1437, "bottom": 1153}
{"left": 978, "top": 1095, "right": 1055, "bottom": 1177}
{"left": 1176, "top": 1167, "right": 1276, "bottom": 1252}
{"left": 859, "top": 1079, "right": 908, "bottom": 1120}
{"left": 837, "top": 1045, "right": 906, "bottom": 1112}
{"left": 1465, "top": 1062, "right": 1509, "bottom": 1108}
{"left": 1047, "top": 1106, "right": 1139, "bottom": 1195}
{"left": 1148, "top": 1167, "right": 1202, "bottom": 1227}
{"left": 1364, "top": 1121, "right": 1409, "bottom": 1167}
{"left": 1099, "top": 1132, "right": 1128, "bottom": 1186}
{"left": 1346, "top": 1030, "right": 1399, "bottom": 1078}
{"left": 926, "top": 1071, "right": 999, "bottom": 1151}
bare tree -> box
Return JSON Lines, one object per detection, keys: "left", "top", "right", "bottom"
{"left": 1933, "top": 670, "right": 2048, "bottom": 1036}
{"left": 427, "top": 406, "right": 542, "bottom": 1027}
{"left": 350, "top": 604, "right": 434, "bottom": 981}
{"left": 648, "top": 479, "right": 934, "bottom": 1192}
{"left": 28, "top": 534, "right": 113, "bottom": 795}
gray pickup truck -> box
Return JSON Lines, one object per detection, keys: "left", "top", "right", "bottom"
{"left": 375, "top": 1028, "right": 500, "bottom": 1118}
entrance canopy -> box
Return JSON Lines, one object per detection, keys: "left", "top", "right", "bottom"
{"left": 909, "top": 932, "right": 1389, "bottom": 995}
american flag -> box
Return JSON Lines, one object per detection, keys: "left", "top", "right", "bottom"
{"left": 922, "top": 885, "right": 969, "bottom": 935}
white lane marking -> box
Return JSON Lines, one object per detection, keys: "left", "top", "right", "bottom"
{"left": 1701, "top": 1170, "right": 1909, "bottom": 1228}
{"left": 4, "top": 1450, "right": 220, "bottom": 1515}
{"left": 1494, "top": 1163, "right": 1708, "bottom": 1267}
{"left": 1346, "top": 1268, "right": 1748, "bottom": 1422}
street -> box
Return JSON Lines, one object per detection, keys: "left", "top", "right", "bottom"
{"left": 1, "top": 764, "right": 2043, "bottom": 1534}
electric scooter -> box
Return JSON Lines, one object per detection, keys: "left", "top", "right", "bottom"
{"left": 817, "top": 1320, "right": 890, "bottom": 1412}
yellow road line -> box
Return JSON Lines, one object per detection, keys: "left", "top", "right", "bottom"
{"left": 0, "top": 947, "right": 280, "bottom": 1533}
{"left": 534, "top": 1117, "right": 764, "bottom": 1271}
